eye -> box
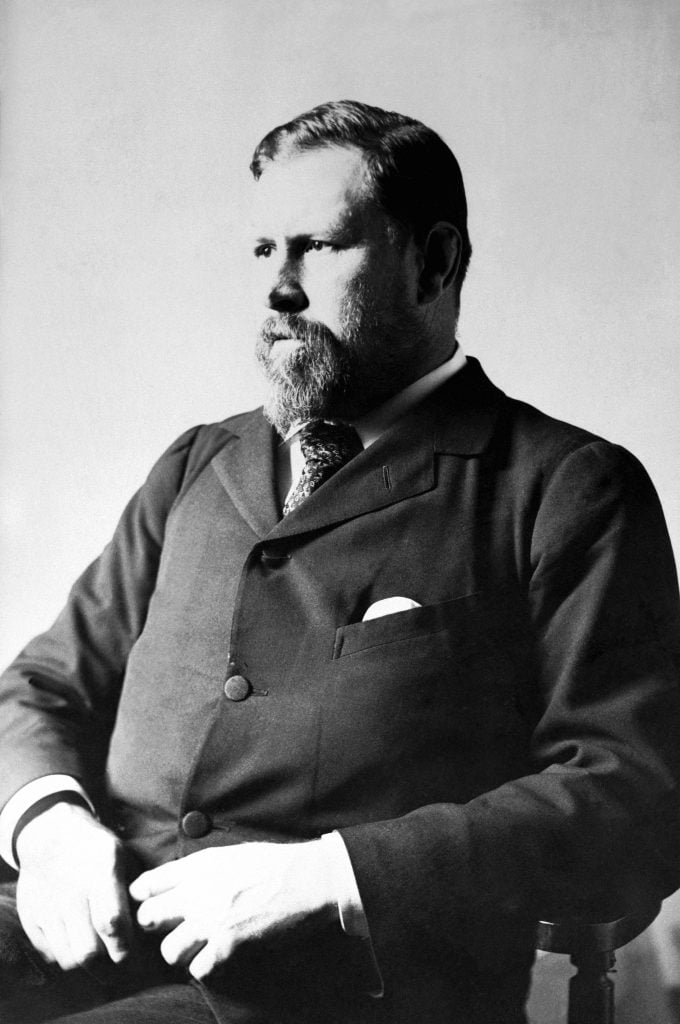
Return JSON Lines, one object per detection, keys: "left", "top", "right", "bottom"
{"left": 305, "top": 240, "right": 331, "bottom": 253}
{"left": 254, "top": 244, "right": 275, "bottom": 259}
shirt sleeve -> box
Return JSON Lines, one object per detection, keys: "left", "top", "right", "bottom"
{"left": 0, "top": 775, "right": 95, "bottom": 869}
{"left": 319, "top": 831, "right": 384, "bottom": 997}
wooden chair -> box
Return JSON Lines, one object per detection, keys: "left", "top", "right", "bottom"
{"left": 536, "top": 896, "right": 661, "bottom": 1024}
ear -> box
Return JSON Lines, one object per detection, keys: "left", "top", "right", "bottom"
{"left": 417, "top": 222, "right": 461, "bottom": 305}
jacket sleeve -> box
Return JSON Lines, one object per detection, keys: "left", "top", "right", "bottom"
{"left": 0, "top": 427, "right": 204, "bottom": 813}
{"left": 339, "top": 440, "right": 680, "bottom": 977}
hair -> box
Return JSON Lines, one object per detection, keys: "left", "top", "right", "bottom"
{"left": 250, "top": 99, "right": 471, "bottom": 296}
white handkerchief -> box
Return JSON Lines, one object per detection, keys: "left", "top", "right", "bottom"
{"left": 362, "top": 597, "right": 421, "bottom": 621}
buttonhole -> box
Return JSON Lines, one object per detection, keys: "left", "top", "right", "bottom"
{"left": 382, "top": 466, "right": 392, "bottom": 491}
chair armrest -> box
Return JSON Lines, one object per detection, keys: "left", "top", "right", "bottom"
{"left": 536, "top": 897, "right": 661, "bottom": 955}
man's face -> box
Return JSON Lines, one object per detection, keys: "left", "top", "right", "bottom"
{"left": 249, "top": 145, "right": 426, "bottom": 433}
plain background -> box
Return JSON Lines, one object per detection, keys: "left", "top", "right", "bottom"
{"left": 1, "top": 0, "right": 679, "bottom": 666}
{"left": 1, "top": 3, "right": 679, "bottom": 1019}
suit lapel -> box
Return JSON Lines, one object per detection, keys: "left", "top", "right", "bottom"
{"left": 209, "top": 358, "right": 505, "bottom": 542}
{"left": 210, "top": 412, "right": 281, "bottom": 539}
{"left": 269, "top": 359, "right": 504, "bottom": 539}
{"left": 266, "top": 418, "right": 436, "bottom": 540}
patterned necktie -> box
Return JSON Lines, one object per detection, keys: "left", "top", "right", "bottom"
{"left": 283, "top": 419, "right": 363, "bottom": 516}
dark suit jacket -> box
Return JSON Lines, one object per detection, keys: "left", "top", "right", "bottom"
{"left": 1, "top": 358, "right": 680, "bottom": 1024}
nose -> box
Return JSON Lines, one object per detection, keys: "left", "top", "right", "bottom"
{"left": 267, "top": 266, "right": 309, "bottom": 314}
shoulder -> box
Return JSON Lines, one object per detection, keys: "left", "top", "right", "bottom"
{"left": 501, "top": 394, "right": 609, "bottom": 466}
{"left": 139, "top": 406, "right": 267, "bottom": 507}
{"left": 444, "top": 359, "right": 662, "bottom": 528}
{"left": 162, "top": 406, "right": 264, "bottom": 455}
{"left": 494, "top": 397, "right": 668, "bottom": 573}
{"left": 447, "top": 358, "right": 645, "bottom": 486}
{"left": 496, "top": 389, "right": 648, "bottom": 495}
{"left": 155, "top": 407, "right": 265, "bottom": 469}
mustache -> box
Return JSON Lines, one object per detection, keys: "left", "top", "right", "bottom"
{"left": 258, "top": 314, "right": 337, "bottom": 348}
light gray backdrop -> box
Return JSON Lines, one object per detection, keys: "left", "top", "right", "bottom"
{"left": 2, "top": 0, "right": 678, "bottom": 664}
{"left": 1, "top": 3, "right": 679, "bottom": 1018}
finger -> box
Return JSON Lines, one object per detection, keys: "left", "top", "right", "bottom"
{"left": 20, "top": 915, "right": 58, "bottom": 965}
{"left": 89, "top": 875, "right": 134, "bottom": 964}
{"left": 61, "top": 920, "right": 102, "bottom": 972}
{"left": 129, "top": 860, "right": 182, "bottom": 901}
{"left": 136, "top": 892, "right": 183, "bottom": 934}
{"left": 44, "top": 909, "right": 98, "bottom": 973}
{"left": 159, "top": 921, "right": 206, "bottom": 967}
{"left": 57, "top": 905, "right": 102, "bottom": 974}
{"left": 189, "top": 942, "right": 223, "bottom": 981}
{"left": 22, "top": 890, "right": 89, "bottom": 972}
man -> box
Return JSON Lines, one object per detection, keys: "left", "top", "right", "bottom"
{"left": 1, "top": 99, "right": 679, "bottom": 1024}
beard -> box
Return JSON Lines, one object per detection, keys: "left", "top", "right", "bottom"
{"left": 255, "top": 288, "right": 424, "bottom": 435}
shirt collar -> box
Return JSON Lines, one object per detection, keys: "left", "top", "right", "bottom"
{"left": 284, "top": 344, "right": 467, "bottom": 449}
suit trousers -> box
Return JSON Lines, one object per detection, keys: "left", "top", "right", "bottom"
{"left": 0, "top": 884, "right": 415, "bottom": 1024}
{"left": 0, "top": 883, "right": 218, "bottom": 1024}
{"left": 0, "top": 880, "right": 531, "bottom": 1024}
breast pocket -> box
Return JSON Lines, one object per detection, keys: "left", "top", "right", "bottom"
{"left": 332, "top": 594, "right": 481, "bottom": 659}
{"left": 329, "top": 588, "right": 533, "bottom": 712}
{"left": 316, "top": 589, "right": 535, "bottom": 813}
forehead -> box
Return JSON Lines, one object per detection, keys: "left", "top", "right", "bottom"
{"left": 249, "top": 145, "right": 382, "bottom": 237}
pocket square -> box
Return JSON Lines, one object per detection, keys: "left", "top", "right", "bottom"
{"left": 362, "top": 597, "right": 421, "bottom": 621}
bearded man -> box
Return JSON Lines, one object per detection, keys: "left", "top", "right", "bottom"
{"left": 1, "top": 99, "right": 679, "bottom": 1024}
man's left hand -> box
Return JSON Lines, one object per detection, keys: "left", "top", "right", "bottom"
{"left": 129, "top": 841, "right": 337, "bottom": 980}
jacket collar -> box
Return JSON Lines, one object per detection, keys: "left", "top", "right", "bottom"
{"left": 430, "top": 356, "right": 505, "bottom": 455}
{"left": 210, "top": 358, "right": 504, "bottom": 541}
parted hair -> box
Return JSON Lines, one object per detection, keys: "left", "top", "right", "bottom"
{"left": 250, "top": 99, "right": 471, "bottom": 293}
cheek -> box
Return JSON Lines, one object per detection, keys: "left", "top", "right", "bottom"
{"left": 362, "top": 250, "right": 417, "bottom": 302}
{"left": 306, "top": 264, "right": 366, "bottom": 324}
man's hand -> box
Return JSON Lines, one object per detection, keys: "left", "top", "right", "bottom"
{"left": 129, "top": 841, "right": 337, "bottom": 981}
{"left": 15, "top": 802, "right": 134, "bottom": 971}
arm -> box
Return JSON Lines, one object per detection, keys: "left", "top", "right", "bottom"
{"left": 338, "top": 442, "right": 680, "bottom": 979}
{"left": 0, "top": 427, "right": 206, "bottom": 966}
{"left": 0, "top": 426, "right": 203, "bottom": 809}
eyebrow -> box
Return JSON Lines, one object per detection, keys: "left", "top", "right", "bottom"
{"left": 252, "top": 210, "right": 363, "bottom": 245}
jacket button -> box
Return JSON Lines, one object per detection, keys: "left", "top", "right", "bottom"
{"left": 260, "top": 549, "right": 290, "bottom": 565}
{"left": 181, "top": 810, "right": 211, "bottom": 838}
{"left": 224, "top": 674, "right": 251, "bottom": 701}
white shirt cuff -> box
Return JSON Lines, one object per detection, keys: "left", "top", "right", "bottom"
{"left": 0, "top": 775, "right": 95, "bottom": 869}
{"left": 319, "top": 830, "right": 384, "bottom": 997}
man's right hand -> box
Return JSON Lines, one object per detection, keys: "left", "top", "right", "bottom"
{"left": 15, "top": 801, "right": 134, "bottom": 971}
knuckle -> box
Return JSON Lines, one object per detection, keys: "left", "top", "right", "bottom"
{"left": 93, "top": 911, "right": 124, "bottom": 937}
{"left": 91, "top": 826, "right": 120, "bottom": 855}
